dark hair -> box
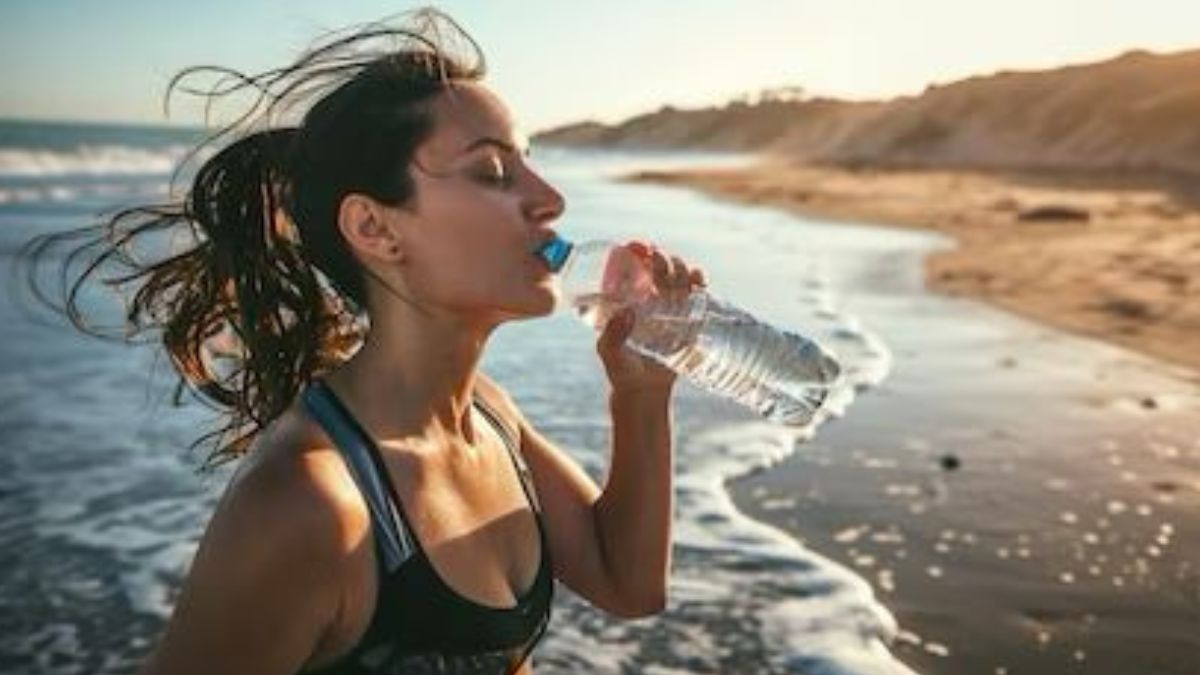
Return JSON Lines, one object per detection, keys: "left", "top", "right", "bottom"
{"left": 17, "top": 9, "right": 486, "bottom": 467}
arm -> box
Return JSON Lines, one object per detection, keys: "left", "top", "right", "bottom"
{"left": 138, "top": 452, "right": 358, "bottom": 674}
{"left": 570, "top": 244, "right": 696, "bottom": 614}
{"left": 478, "top": 243, "right": 701, "bottom": 619}
{"left": 593, "top": 387, "right": 675, "bottom": 614}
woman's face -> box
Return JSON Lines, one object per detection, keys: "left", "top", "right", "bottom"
{"left": 391, "top": 81, "right": 566, "bottom": 323}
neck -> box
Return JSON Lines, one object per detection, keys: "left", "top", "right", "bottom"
{"left": 324, "top": 303, "right": 498, "bottom": 447}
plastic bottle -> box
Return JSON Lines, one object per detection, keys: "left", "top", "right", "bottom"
{"left": 535, "top": 236, "right": 843, "bottom": 427}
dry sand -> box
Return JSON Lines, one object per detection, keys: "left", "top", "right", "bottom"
{"left": 626, "top": 161, "right": 1200, "bottom": 375}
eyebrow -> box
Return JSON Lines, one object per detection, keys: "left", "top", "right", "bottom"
{"left": 461, "top": 136, "right": 530, "bottom": 157}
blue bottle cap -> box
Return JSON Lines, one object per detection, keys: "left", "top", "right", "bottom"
{"left": 534, "top": 234, "right": 574, "bottom": 273}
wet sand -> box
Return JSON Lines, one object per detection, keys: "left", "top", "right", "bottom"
{"left": 731, "top": 406, "right": 1200, "bottom": 674}
{"left": 626, "top": 162, "right": 1200, "bottom": 674}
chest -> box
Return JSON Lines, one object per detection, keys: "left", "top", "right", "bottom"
{"left": 319, "top": 422, "right": 545, "bottom": 665}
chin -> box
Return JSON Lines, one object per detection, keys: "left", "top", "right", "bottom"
{"left": 532, "top": 280, "right": 563, "bottom": 316}
{"left": 525, "top": 286, "right": 560, "bottom": 318}
{"left": 492, "top": 286, "right": 559, "bottom": 323}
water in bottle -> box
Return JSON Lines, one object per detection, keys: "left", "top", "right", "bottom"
{"left": 535, "top": 236, "right": 844, "bottom": 428}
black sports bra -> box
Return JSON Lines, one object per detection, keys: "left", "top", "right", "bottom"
{"left": 302, "top": 379, "right": 554, "bottom": 675}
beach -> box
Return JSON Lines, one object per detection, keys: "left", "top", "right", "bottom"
{"left": 7, "top": 6, "right": 1200, "bottom": 670}
{"left": 629, "top": 160, "right": 1200, "bottom": 674}
{"left": 4, "top": 119, "right": 1199, "bottom": 674}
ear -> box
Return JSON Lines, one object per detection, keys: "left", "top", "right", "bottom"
{"left": 337, "top": 193, "right": 405, "bottom": 263}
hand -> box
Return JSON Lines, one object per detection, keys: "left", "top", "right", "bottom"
{"left": 596, "top": 242, "right": 707, "bottom": 396}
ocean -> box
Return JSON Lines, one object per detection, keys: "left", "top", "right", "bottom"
{"left": 0, "top": 118, "right": 915, "bottom": 674}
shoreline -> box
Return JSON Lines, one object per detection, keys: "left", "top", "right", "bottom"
{"left": 624, "top": 160, "right": 1200, "bottom": 376}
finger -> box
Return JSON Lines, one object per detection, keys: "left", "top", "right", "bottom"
{"left": 688, "top": 267, "right": 707, "bottom": 289}
{"left": 626, "top": 240, "right": 654, "bottom": 259}
{"left": 669, "top": 255, "right": 689, "bottom": 289}
{"left": 649, "top": 249, "right": 672, "bottom": 292}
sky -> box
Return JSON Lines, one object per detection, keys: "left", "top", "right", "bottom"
{"left": 2, "top": 0, "right": 1199, "bottom": 133}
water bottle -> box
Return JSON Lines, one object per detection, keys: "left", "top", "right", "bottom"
{"left": 535, "top": 236, "right": 844, "bottom": 427}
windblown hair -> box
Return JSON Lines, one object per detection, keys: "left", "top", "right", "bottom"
{"left": 18, "top": 8, "right": 486, "bottom": 467}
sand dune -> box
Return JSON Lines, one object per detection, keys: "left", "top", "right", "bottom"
{"left": 536, "top": 48, "right": 1200, "bottom": 177}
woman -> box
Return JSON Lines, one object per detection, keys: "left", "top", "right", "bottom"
{"left": 26, "top": 9, "right": 706, "bottom": 675}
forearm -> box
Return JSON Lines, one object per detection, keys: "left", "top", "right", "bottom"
{"left": 592, "top": 386, "right": 674, "bottom": 615}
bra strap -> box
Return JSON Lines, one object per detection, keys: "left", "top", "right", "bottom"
{"left": 472, "top": 393, "right": 541, "bottom": 512}
{"left": 302, "top": 380, "right": 415, "bottom": 572}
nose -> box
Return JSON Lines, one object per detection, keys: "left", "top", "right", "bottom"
{"left": 524, "top": 169, "right": 566, "bottom": 223}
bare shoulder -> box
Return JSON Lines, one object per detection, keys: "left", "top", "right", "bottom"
{"left": 228, "top": 403, "right": 371, "bottom": 552}
{"left": 196, "top": 402, "right": 372, "bottom": 605}
{"left": 139, "top": 404, "right": 370, "bottom": 674}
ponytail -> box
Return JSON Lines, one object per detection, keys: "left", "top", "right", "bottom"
{"left": 20, "top": 129, "right": 359, "bottom": 467}
{"left": 166, "top": 128, "right": 359, "bottom": 458}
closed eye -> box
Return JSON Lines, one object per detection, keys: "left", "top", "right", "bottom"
{"left": 474, "top": 154, "right": 515, "bottom": 187}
